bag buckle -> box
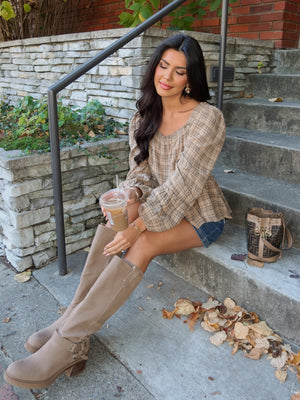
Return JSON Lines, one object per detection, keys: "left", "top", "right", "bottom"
{"left": 255, "top": 227, "right": 272, "bottom": 238}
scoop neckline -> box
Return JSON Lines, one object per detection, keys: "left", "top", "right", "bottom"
{"left": 158, "top": 102, "right": 203, "bottom": 138}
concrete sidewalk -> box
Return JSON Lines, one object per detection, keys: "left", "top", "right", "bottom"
{"left": 1, "top": 252, "right": 299, "bottom": 400}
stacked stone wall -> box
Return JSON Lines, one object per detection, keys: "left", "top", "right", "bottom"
{"left": 0, "top": 28, "right": 274, "bottom": 117}
{"left": 0, "top": 139, "right": 129, "bottom": 271}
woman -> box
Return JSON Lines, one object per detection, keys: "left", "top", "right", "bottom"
{"left": 4, "top": 33, "right": 231, "bottom": 389}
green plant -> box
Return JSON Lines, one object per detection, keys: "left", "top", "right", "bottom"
{"left": 0, "top": 96, "right": 127, "bottom": 155}
{"left": 119, "top": 0, "right": 160, "bottom": 28}
{"left": 119, "top": 0, "right": 238, "bottom": 31}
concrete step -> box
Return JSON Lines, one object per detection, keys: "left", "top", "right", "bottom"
{"left": 156, "top": 221, "right": 300, "bottom": 345}
{"left": 247, "top": 73, "right": 300, "bottom": 100}
{"left": 219, "top": 127, "right": 300, "bottom": 184}
{"left": 14, "top": 252, "right": 300, "bottom": 399}
{"left": 271, "top": 49, "right": 300, "bottom": 74}
{"left": 213, "top": 164, "right": 300, "bottom": 248}
{"left": 223, "top": 98, "right": 300, "bottom": 136}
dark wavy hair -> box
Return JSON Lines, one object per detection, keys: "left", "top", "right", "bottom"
{"left": 134, "top": 33, "right": 211, "bottom": 165}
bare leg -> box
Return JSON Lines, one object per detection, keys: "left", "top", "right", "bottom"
{"left": 125, "top": 218, "right": 203, "bottom": 274}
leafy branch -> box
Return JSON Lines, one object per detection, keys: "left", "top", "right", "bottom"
{"left": 119, "top": 0, "right": 238, "bottom": 31}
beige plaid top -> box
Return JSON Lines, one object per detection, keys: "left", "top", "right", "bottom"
{"left": 119, "top": 102, "right": 232, "bottom": 232}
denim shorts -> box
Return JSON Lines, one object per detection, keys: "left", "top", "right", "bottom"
{"left": 192, "top": 219, "right": 225, "bottom": 248}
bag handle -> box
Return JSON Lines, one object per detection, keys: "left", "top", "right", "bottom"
{"left": 262, "top": 220, "right": 293, "bottom": 253}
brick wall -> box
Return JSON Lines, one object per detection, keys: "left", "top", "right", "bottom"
{"left": 62, "top": 0, "right": 300, "bottom": 49}
{"left": 194, "top": 0, "right": 300, "bottom": 49}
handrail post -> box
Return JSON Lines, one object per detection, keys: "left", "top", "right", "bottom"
{"left": 48, "top": 90, "right": 68, "bottom": 275}
{"left": 217, "top": 0, "right": 229, "bottom": 110}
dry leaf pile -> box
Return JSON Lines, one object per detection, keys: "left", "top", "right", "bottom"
{"left": 162, "top": 297, "right": 300, "bottom": 386}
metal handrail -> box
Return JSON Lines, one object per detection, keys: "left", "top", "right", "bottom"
{"left": 48, "top": 0, "right": 228, "bottom": 275}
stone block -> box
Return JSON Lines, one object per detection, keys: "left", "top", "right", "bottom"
{"left": 35, "top": 230, "right": 57, "bottom": 246}
{"left": 2, "top": 224, "right": 34, "bottom": 247}
{"left": 4, "top": 179, "right": 43, "bottom": 197}
{"left": 32, "top": 247, "right": 57, "bottom": 268}
{"left": 10, "top": 207, "right": 51, "bottom": 229}
{"left": 5, "top": 249, "right": 32, "bottom": 272}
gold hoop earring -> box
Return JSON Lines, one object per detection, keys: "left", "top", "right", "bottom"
{"left": 185, "top": 86, "right": 191, "bottom": 95}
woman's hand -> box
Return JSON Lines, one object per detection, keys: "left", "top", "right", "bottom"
{"left": 126, "top": 187, "right": 142, "bottom": 205}
{"left": 103, "top": 224, "right": 141, "bottom": 256}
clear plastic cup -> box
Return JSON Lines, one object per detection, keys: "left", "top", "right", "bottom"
{"left": 99, "top": 188, "right": 128, "bottom": 232}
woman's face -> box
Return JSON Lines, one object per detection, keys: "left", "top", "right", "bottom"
{"left": 154, "top": 48, "right": 189, "bottom": 100}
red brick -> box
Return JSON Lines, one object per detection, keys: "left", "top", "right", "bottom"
{"left": 272, "top": 21, "right": 285, "bottom": 30}
{"left": 228, "top": 16, "right": 238, "bottom": 25}
{"left": 239, "top": 32, "right": 260, "bottom": 39}
{"left": 230, "top": 5, "right": 251, "bottom": 15}
{"left": 238, "top": 15, "right": 260, "bottom": 24}
{"left": 260, "top": 30, "right": 283, "bottom": 39}
{"left": 282, "top": 31, "right": 300, "bottom": 40}
{"left": 201, "top": 18, "right": 220, "bottom": 27}
{"left": 250, "top": 4, "right": 274, "bottom": 14}
{"left": 229, "top": 24, "right": 249, "bottom": 33}
{"left": 275, "top": 39, "right": 298, "bottom": 48}
{"left": 274, "top": 1, "right": 286, "bottom": 11}
{"left": 250, "top": 22, "right": 272, "bottom": 31}
{"left": 241, "top": 0, "right": 261, "bottom": 5}
{"left": 260, "top": 11, "right": 285, "bottom": 21}
{"left": 285, "top": 11, "right": 300, "bottom": 23}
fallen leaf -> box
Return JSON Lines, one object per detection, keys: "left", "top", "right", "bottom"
{"left": 246, "top": 347, "right": 265, "bottom": 360}
{"left": 270, "top": 352, "right": 288, "bottom": 369}
{"left": 291, "top": 394, "right": 300, "bottom": 400}
{"left": 201, "top": 320, "right": 217, "bottom": 333}
{"left": 14, "top": 270, "right": 31, "bottom": 283}
{"left": 234, "top": 322, "right": 249, "bottom": 339}
{"left": 255, "top": 337, "right": 270, "bottom": 350}
{"left": 187, "top": 312, "right": 200, "bottom": 332}
{"left": 88, "top": 130, "right": 96, "bottom": 137}
{"left": 269, "top": 97, "right": 283, "bottom": 102}
{"left": 147, "top": 284, "right": 154, "bottom": 288}
{"left": 288, "top": 351, "right": 300, "bottom": 366}
{"left": 3, "top": 317, "right": 11, "bottom": 323}
{"left": 174, "top": 299, "right": 195, "bottom": 316}
{"left": 275, "top": 369, "right": 287, "bottom": 383}
{"left": 249, "top": 321, "right": 273, "bottom": 337}
{"left": 231, "top": 341, "right": 239, "bottom": 355}
{"left": 202, "top": 299, "right": 221, "bottom": 310}
{"left": 224, "top": 297, "right": 236, "bottom": 310}
{"left": 162, "top": 309, "right": 176, "bottom": 319}
{"left": 210, "top": 331, "right": 227, "bottom": 346}
{"left": 136, "top": 370, "right": 142, "bottom": 374}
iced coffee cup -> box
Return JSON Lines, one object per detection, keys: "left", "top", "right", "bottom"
{"left": 100, "top": 188, "right": 128, "bottom": 232}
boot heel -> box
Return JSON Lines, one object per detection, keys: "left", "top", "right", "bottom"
{"left": 65, "top": 360, "right": 86, "bottom": 377}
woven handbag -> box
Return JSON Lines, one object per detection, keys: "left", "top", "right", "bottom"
{"left": 246, "top": 208, "right": 293, "bottom": 262}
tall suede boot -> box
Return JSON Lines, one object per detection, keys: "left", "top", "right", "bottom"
{"left": 25, "top": 224, "right": 116, "bottom": 353}
{"left": 4, "top": 256, "right": 143, "bottom": 389}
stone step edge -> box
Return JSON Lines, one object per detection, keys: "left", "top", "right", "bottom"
{"left": 225, "top": 126, "right": 300, "bottom": 150}
{"left": 223, "top": 98, "right": 300, "bottom": 108}
{"left": 213, "top": 164, "right": 300, "bottom": 212}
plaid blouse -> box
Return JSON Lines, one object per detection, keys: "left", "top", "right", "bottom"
{"left": 119, "top": 102, "right": 232, "bottom": 232}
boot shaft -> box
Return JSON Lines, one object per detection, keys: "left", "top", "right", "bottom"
{"left": 60, "top": 256, "right": 143, "bottom": 339}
